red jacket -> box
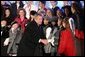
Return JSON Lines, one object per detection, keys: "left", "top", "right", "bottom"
{"left": 15, "top": 17, "right": 28, "bottom": 31}
{"left": 58, "top": 29, "right": 76, "bottom": 56}
{"left": 75, "top": 29, "right": 84, "bottom": 40}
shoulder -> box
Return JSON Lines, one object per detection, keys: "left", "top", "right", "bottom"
{"left": 61, "top": 29, "right": 70, "bottom": 35}
{"left": 24, "top": 18, "right": 28, "bottom": 21}
{"left": 15, "top": 17, "right": 20, "bottom": 21}
{"left": 26, "top": 21, "right": 36, "bottom": 29}
{"left": 64, "top": 29, "right": 70, "bottom": 33}
{"left": 64, "top": 29, "right": 73, "bottom": 37}
{"left": 15, "top": 17, "right": 19, "bottom": 20}
{"left": 46, "top": 27, "right": 52, "bottom": 33}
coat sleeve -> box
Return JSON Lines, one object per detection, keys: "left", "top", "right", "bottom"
{"left": 58, "top": 31, "right": 67, "bottom": 55}
{"left": 75, "top": 29, "right": 84, "bottom": 40}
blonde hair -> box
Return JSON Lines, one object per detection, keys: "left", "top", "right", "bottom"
{"left": 63, "top": 17, "right": 70, "bottom": 29}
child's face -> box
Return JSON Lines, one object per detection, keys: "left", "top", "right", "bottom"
{"left": 44, "top": 19, "right": 49, "bottom": 25}
{"left": 11, "top": 23, "right": 19, "bottom": 30}
{"left": 1, "top": 20, "right": 7, "bottom": 27}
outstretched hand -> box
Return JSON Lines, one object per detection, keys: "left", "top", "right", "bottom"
{"left": 39, "top": 39, "right": 48, "bottom": 45}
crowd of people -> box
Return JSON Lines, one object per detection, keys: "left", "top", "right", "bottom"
{"left": 1, "top": 1, "right": 84, "bottom": 56}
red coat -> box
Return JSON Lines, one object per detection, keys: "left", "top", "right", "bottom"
{"left": 15, "top": 17, "right": 28, "bottom": 31}
{"left": 58, "top": 29, "right": 76, "bottom": 56}
{"left": 75, "top": 29, "right": 84, "bottom": 40}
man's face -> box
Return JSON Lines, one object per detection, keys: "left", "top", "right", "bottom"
{"left": 36, "top": 15, "right": 43, "bottom": 25}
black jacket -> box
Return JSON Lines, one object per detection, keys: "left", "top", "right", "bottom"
{"left": 1, "top": 26, "right": 9, "bottom": 56}
{"left": 17, "top": 20, "right": 45, "bottom": 56}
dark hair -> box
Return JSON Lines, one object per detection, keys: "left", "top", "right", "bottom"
{"left": 46, "top": 8, "right": 54, "bottom": 16}
{"left": 29, "top": 10, "right": 37, "bottom": 21}
{"left": 63, "top": 6, "right": 72, "bottom": 17}
{"left": 11, "top": 21, "right": 18, "bottom": 26}
{"left": 3, "top": 8, "right": 12, "bottom": 18}
{"left": 35, "top": 13, "right": 42, "bottom": 17}
{"left": 17, "top": 8, "right": 26, "bottom": 18}
{"left": 30, "top": 10, "right": 37, "bottom": 16}
{"left": 56, "top": 9, "right": 64, "bottom": 18}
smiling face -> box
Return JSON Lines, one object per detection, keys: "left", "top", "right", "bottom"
{"left": 19, "top": 10, "right": 25, "bottom": 17}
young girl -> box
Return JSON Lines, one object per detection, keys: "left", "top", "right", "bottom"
{"left": 4, "top": 22, "right": 23, "bottom": 56}
{"left": 58, "top": 17, "right": 76, "bottom": 56}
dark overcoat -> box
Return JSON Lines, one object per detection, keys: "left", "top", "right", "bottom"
{"left": 17, "top": 20, "right": 45, "bottom": 56}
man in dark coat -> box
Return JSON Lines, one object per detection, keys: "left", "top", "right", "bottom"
{"left": 17, "top": 14, "right": 48, "bottom": 56}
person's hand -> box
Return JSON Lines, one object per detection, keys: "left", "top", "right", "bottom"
{"left": 7, "top": 25, "right": 11, "bottom": 28}
{"left": 40, "top": 39, "right": 48, "bottom": 45}
{"left": 3, "top": 38, "right": 9, "bottom": 46}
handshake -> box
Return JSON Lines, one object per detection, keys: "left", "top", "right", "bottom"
{"left": 39, "top": 39, "right": 48, "bottom": 45}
